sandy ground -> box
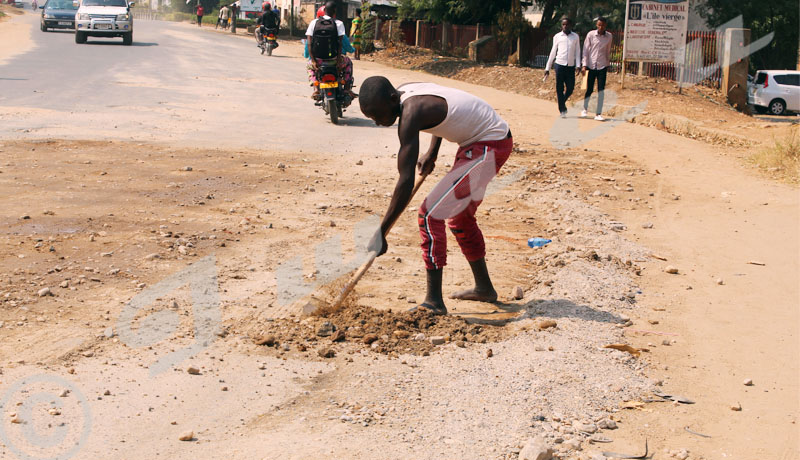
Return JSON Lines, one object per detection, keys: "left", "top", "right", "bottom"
{"left": 0, "top": 6, "right": 35, "bottom": 66}
{"left": 0, "top": 12, "right": 798, "bottom": 460}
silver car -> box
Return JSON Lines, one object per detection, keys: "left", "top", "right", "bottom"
{"left": 74, "top": 0, "right": 134, "bottom": 45}
{"left": 748, "top": 70, "right": 800, "bottom": 115}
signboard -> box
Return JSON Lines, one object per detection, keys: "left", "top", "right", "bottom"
{"left": 239, "top": 0, "right": 260, "bottom": 13}
{"left": 623, "top": 0, "right": 689, "bottom": 62}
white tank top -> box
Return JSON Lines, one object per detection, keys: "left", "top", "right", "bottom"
{"left": 399, "top": 83, "right": 509, "bottom": 147}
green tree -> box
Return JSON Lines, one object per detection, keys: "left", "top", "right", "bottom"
{"left": 495, "top": 0, "right": 531, "bottom": 57}
{"left": 361, "top": 2, "right": 377, "bottom": 53}
{"left": 532, "top": 0, "right": 625, "bottom": 33}
{"left": 697, "top": 0, "right": 799, "bottom": 71}
{"left": 398, "top": 0, "right": 513, "bottom": 24}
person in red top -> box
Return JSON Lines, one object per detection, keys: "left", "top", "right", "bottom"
{"left": 196, "top": 4, "right": 204, "bottom": 27}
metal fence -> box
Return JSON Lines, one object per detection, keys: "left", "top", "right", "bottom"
{"left": 526, "top": 29, "right": 722, "bottom": 88}
{"left": 377, "top": 20, "right": 491, "bottom": 57}
{"left": 131, "top": 8, "right": 162, "bottom": 20}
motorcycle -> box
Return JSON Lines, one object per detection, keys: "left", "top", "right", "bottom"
{"left": 256, "top": 26, "right": 278, "bottom": 56}
{"left": 314, "top": 59, "right": 353, "bottom": 125}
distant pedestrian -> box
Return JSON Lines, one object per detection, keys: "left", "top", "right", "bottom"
{"left": 544, "top": 17, "right": 581, "bottom": 118}
{"left": 219, "top": 4, "right": 230, "bottom": 29}
{"left": 196, "top": 4, "right": 204, "bottom": 27}
{"left": 350, "top": 8, "right": 362, "bottom": 60}
{"left": 581, "top": 16, "right": 613, "bottom": 121}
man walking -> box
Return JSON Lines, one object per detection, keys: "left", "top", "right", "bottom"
{"left": 359, "top": 77, "right": 513, "bottom": 315}
{"left": 195, "top": 3, "right": 204, "bottom": 27}
{"left": 544, "top": 17, "right": 581, "bottom": 118}
{"left": 581, "top": 16, "right": 613, "bottom": 121}
{"left": 217, "top": 4, "right": 229, "bottom": 29}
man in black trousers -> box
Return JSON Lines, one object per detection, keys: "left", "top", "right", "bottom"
{"left": 581, "top": 16, "right": 613, "bottom": 121}
{"left": 544, "top": 17, "right": 582, "bottom": 118}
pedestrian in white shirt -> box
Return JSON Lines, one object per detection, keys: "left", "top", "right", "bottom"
{"left": 544, "top": 17, "right": 581, "bottom": 118}
{"left": 581, "top": 16, "right": 613, "bottom": 121}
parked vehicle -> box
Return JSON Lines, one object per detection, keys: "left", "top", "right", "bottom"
{"left": 39, "top": 0, "right": 78, "bottom": 32}
{"left": 74, "top": 0, "right": 134, "bottom": 45}
{"left": 748, "top": 70, "right": 800, "bottom": 115}
{"left": 313, "top": 59, "right": 353, "bottom": 124}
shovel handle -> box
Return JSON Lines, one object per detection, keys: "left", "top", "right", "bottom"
{"left": 330, "top": 173, "right": 428, "bottom": 310}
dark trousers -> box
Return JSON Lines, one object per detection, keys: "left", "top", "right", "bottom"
{"left": 555, "top": 63, "right": 575, "bottom": 114}
{"left": 584, "top": 67, "right": 608, "bottom": 114}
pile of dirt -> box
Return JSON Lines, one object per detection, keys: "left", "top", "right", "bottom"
{"left": 248, "top": 304, "right": 510, "bottom": 357}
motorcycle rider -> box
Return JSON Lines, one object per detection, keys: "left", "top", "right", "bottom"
{"left": 306, "top": 1, "right": 354, "bottom": 99}
{"left": 256, "top": 3, "right": 279, "bottom": 49}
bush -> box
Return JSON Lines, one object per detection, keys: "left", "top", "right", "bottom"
{"left": 750, "top": 131, "right": 800, "bottom": 183}
{"left": 360, "top": 2, "right": 376, "bottom": 53}
{"left": 202, "top": 11, "right": 218, "bottom": 23}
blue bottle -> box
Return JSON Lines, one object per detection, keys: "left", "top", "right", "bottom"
{"left": 528, "top": 237, "right": 551, "bottom": 248}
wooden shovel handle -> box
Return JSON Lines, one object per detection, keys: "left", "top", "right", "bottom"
{"left": 330, "top": 173, "right": 428, "bottom": 310}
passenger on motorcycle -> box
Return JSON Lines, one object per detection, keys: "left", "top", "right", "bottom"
{"left": 256, "top": 3, "right": 279, "bottom": 48}
{"left": 305, "top": 1, "right": 354, "bottom": 99}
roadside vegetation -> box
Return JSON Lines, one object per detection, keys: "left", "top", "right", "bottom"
{"left": 0, "top": 3, "right": 25, "bottom": 19}
{"left": 750, "top": 131, "right": 800, "bottom": 183}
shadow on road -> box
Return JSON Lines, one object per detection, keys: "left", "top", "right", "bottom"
{"left": 753, "top": 114, "right": 800, "bottom": 123}
{"left": 335, "top": 117, "right": 386, "bottom": 128}
{"left": 459, "top": 298, "right": 626, "bottom": 326}
{"left": 84, "top": 41, "right": 159, "bottom": 46}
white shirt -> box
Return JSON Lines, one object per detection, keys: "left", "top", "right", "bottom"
{"left": 398, "top": 83, "right": 509, "bottom": 147}
{"left": 305, "top": 15, "right": 345, "bottom": 37}
{"left": 545, "top": 31, "right": 581, "bottom": 70}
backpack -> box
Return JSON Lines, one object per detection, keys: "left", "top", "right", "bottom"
{"left": 311, "top": 17, "right": 339, "bottom": 59}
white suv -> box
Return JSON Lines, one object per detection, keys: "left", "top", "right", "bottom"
{"left": 74, "top": 0, "right": 133, "bottom": 45}
{"left": 748, "top": 70, "right": 800, "bottom": 115}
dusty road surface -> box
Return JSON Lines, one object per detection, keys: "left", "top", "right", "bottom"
{"left": 1, "top": 10, "right": 798, "bottom": 460}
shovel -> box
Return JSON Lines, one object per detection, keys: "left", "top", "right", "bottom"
{"left": 326, "top": 173, "right": 429, "bottom": 312}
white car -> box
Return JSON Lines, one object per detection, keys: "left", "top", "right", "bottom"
{"left": 74, "top": 0, "right": 133, "bottom": 45}
{"left": 748, "top": 70, "right": 800, "bottom": 115}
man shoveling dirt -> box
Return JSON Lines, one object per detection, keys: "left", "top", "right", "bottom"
{"left": 360, "top": 76, "right": 513, "bottom": 315}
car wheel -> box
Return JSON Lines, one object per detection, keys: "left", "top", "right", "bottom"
{"left": 122, "top": 32, "right": 132, "bottom": 46}
{"left": 769, "top": 99, "right": 786, "bottom": 116}
{"left": 75, "top": 31, "right": 86, "bottom": 43}
{"left": 41, "top": 21, "right": 47, "bottom": 32}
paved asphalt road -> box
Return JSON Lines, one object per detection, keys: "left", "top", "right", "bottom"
{"left": 0, "top": 11, "right": 395, "bottom": 153}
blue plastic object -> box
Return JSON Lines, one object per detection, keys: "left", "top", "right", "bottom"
{"left": 527, "top": 237, "right": 552, "bottom": 248}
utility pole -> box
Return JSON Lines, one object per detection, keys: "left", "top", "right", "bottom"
{"left": 230, "top": 1, "right": 237, "bottom": 33}
{"left": 289, "top": 0, "right": 294, "bottom": 36}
